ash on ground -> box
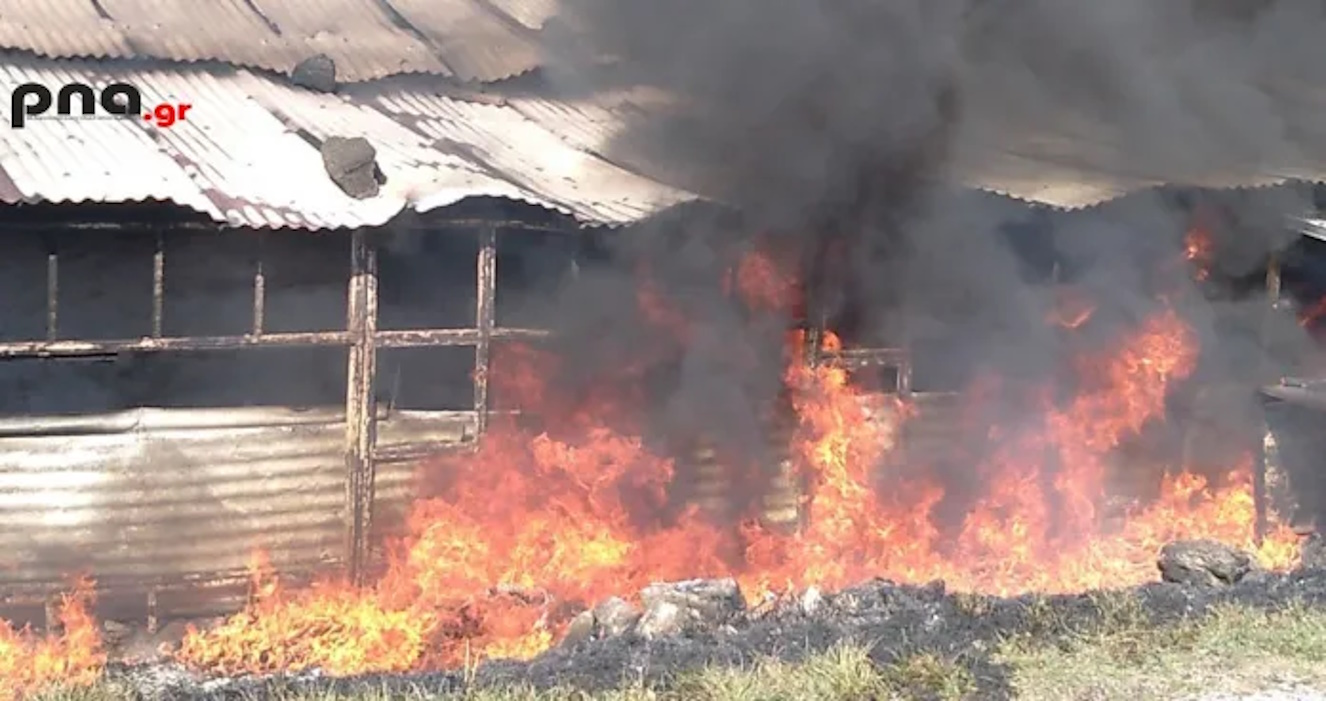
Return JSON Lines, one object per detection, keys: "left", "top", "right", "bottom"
{"left": 114, "top": 540, "right": 1326, "bottom": 701}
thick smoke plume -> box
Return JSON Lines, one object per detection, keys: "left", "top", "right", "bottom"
{"left": 523, "top": 1, "right": 1326, "bottom": 518}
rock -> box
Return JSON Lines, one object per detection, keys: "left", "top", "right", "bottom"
{"left": 634, "top": 578, "right": 745, "bottom": 639}
{"left": 1159, "top": 539, "right": 1261, "bottom": 586}
{"left": 560, "top": 610, "right": 595, "bottom": 648}
{"left": 799, "top": 586, "right": 824, "bottom": 615}
{"left": 634, "top": 600, "right": 683, "bottom": 640}
{"left": 1301, "top": 533, "right": 1326, "bottom": 570}
{"left": 640, "top": 578, "right": 745, "bottom": 623}
{"left": 593, "top": 597, "right": 641, "bottom": 638}
{"left": 291, "top": 54, "right": 337, "bottom": 93}
{"left": 320, "top": 136, "right": 381, "bottom": 199}
{"left": 558, "top": 597, "right": 642, "bottom": 648}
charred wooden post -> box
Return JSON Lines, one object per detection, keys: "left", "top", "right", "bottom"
{"left": 801, "top": 239, "right": 832, "bottom": 365}
{"left": 252, "top": 234, "right": 266, "bottom": 336}
{"left": 151, "top": 231, "right": 165, "bottom": 337}
{"left": 1254, "top": 253, "right": 1284, "bottom": 545}
{"left": 691, "top": 438, "right": 732, "bottom": 520}
{"left": 146, "top": 588, "right": 159, "bottom": 634}
{"left": 761, "top": 389, "right": 802, "bottom": 532}
{"left": 895, "top": 353, "right": 913, "bottom": 397}
{"left": 474, "top": 225, "right": 497, "bottom": 436}
{"left": 43, "top": 596, "right": 58, "bottom": 633}
{"left": 45, "top": 245, "right": 58, "bottom": 342}
{"left": 344, "top": 230, "right": 380, "bottom": 584}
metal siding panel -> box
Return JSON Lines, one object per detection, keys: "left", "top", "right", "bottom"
{"left": 0, "top": 418, "right": 346, "bottom": 586}
{"left": 0, "top": 407, "right": 472, "bottom": 597}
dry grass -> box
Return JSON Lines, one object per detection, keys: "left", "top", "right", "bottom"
{"left": 999, "top": 597, "right": 1326, "bottom": 700}
{"left": 28, "top": 597, "right": 1326, "bottom": 701}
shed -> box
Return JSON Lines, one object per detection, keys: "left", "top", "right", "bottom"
{"left": 0, "top": 32, "right": 700, "bottom": 621}
{"left": 5, "top": 0, "right": 1326, "bottom": 624}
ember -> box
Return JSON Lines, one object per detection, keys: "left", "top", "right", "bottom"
{"left": 0, "top": 231, "right": 1304, "bottom": 695}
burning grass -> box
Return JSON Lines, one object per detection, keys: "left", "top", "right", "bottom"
{"left": 1, "top": 237, "right": 1314, "bottom": 698}
{"left": 27, "top": 585, "right": 1326, "bottom": 700}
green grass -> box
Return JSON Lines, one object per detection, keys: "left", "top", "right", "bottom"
{"left": 997, "top": 597, "right": 1326, "bottom": 700}
{"left": 29, "top": 597, "right": 1326, "bottom": 701}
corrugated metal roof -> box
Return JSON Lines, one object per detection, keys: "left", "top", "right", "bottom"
{"left": 0, "top": 54, "right": 698, "bottom": 229}
{"left": 0, "top": 406, "right": 469, "bottom": 601}
{"left": 944, "top": 79, "right": 1326, "bottom": 211}
{"left": 949, "top": 146, "right": 1325, "bottom": 211}
{"left": 8, "top": 56, "right": 1326, "bottom": 226}
{"left": 0, "top": 0, "right": 551, "bottom": 83}
{"left": 506, "top": 87, "right": 1326, "bottom": 213}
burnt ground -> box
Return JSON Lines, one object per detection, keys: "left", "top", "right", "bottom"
{"left": 107, "top": 565, "right": 1326, "bottom": 701}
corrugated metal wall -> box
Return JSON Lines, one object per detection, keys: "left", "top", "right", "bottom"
{"left": 0, "top": 406, "right": 472, "bottom": 609}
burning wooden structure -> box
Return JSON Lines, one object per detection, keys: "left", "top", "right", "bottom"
{"left": 8, "top": 7, "right": 1326, "bottom": 687}
{"left": 0, "top": 204, "right": 590, "bottom": 626}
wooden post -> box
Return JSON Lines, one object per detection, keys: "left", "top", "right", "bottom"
{"left": 151, "top": 231, "right": 165, "bottom": 338}
{"left": 474, "top": 225, "right": 497, "bottom": 437}
{"left": 146, "top": 588, "right": 159, "bottom": 634}
{"left": 45, "top": 244, "right": 58, "bottom": 342}
{"left": 344, "top": 229, "right": 379, "bottom": 584}
{"left": 1254, "top": 253, "right": 1283, "bottom": 545}
{"left": 252, "top": 233, "right": 266, "bottom": 336}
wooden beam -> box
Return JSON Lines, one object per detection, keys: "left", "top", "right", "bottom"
{"left": 0, "top": 332, "right": 355, "bottom": 357}
{"left": 344, "top": 230, "right": 380, "bottom": 584}
{"left": 376, "top": 327, "right": 546, "bottom": 348}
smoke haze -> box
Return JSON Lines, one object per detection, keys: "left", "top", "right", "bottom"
{"left": 525, "top": 0, "right": 1326, "bottom": 518}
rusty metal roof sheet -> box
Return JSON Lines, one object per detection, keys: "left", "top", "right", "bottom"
{"left": 0, "top": 54, "right": 698, "bottom": 229}
{"left": 0, "top": 0, "right": 550, "bottom": 83}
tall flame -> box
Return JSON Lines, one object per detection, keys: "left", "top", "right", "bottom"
{"left": 0, "top": 233, "right": 1303, "bottom": 694}
{"left": 0, "top": 579, "right": 103, "bottom": 701}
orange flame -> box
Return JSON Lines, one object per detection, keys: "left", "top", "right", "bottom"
{"left": 1184, "top": 209, "right": 1216, "bottom": 282}
{"left": 1, "top": 243, "right": 1303, "bottom": 690}
{"left": 0, "top": 579, "right": 103, "bottom": 701}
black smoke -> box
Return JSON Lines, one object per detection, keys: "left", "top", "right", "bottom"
{"left": 524, "top": 0, "right": 1326, "bottom": 523}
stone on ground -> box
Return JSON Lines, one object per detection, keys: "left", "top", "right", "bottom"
{"left": 1158, "top": 539, "right": 1261, "bottom": 586}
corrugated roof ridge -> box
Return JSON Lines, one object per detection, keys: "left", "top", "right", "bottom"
{"left": 0, "top": 45, "right": 535, "bottom": 90}
{"left": 0, "top": 36, "right": 539, "bottom": 85}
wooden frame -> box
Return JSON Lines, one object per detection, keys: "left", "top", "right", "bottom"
{"left": 0, "top": 218, "right": 561, "bottom": 583}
